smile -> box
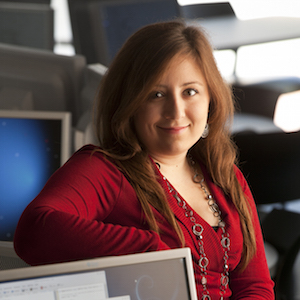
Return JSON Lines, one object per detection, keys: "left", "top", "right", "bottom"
{"left": 157, "top": 125, "right": 189, "bottom": 134}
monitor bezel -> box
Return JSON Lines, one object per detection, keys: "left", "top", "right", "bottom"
{"left": 0, "top": 248, "right": 198, "bottom": 300}
{"left": 0, "top": 109, "right": 72, "bottom": 166}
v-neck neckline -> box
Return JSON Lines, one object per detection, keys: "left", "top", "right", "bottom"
{"left": 153, "top": 160, "right": 222, "bottom": 235}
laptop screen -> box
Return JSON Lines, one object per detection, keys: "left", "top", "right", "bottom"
{"left": 0, "top": 248, "right": 198, "bottom": 300}
{"left": 0, "top": 110, "right": 72, "bottom": 241}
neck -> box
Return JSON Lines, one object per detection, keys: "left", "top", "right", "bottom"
{"left": 150, "top": 152, "right": 191, "bottom": 177}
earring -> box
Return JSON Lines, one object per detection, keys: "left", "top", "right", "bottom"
{"left": 201, "top": 123, "right": 209, "bottom": 139}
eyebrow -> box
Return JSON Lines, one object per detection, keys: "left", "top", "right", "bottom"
{"left": 182, "top": 81, "right": 204, "bottom": 87}
{"left": 154, "top": 81, "right": 205, "bottom": 88}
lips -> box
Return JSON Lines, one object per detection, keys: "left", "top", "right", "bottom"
{"left": 157, "top": 125, "right": 189, "bottom": 134}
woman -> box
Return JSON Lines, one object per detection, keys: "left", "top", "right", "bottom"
{"left": 14, "top": 20, "right": 274, "bottom": 299}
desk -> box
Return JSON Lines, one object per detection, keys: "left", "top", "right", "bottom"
{"left": 264, "top": 241, "right": 279, "bottom": 278}
{"left": 0, "top": 240, "right": 280, "bottom": 276}
{"left": 0, "top": 241, "right": 29, "bottom": 270}
{"left": 232, "top": 113, "right": 282, "bottom": 134}
{"left": 188, "top": 16, "right": 300, "bottom": 50}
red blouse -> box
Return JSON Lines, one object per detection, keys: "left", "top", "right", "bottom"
{"left": 14, "top": 145, "right": 274, "bottom": 299}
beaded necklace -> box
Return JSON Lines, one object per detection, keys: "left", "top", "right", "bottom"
{"left": 156, "top": 158, "right": 230, "bottom": 300}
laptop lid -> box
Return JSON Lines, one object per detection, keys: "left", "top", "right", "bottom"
{"left": 0, "top": 109, "right": 72, "bottom": 241}
{"left": 0, "top": 248, "right": 198, "bottom": 300}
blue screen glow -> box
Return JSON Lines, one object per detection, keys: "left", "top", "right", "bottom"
{"left": 0, "top": 117, "right": 61, "bottom": 241}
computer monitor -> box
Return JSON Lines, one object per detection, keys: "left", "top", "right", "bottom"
{"left": 0, "top": 248, "right": 198, "bottom": 300}
{"left": 0, "top": 43, "right": 86, "bottom": 125}
{"left": 0, "top": 1, "right": 50, "bottom": 3}
{"left": 68, "top": 0, "right": 180, "bottom": 65}
{"left": 0, "top": 109, "right": 72, "bottom": 242}
{"left": 0, "top": 2, "right": 54, "bottom": 50}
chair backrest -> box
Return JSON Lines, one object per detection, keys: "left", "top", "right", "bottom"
{"left": 275, "top": 237, "right": 300, "bottom": 300}
{"left": 261, "top": 209, "right": 300, "bottom": 300}
{"left": 233, "top": 77, "right": 300, "bottom": 119}
{"left": 179, "top": 2, "right": 235, "bottom": 20}
{"left": 234, "top": 131, "right": 300, "bottom": 205}
{"left": 262, "top": 209, "right": 300, "bottom": 255}
{"left": 74, "top": 63, "right": 107, "bottom": 150}
{"left": 0, "top": 43, "right": 86, "bottom": 125}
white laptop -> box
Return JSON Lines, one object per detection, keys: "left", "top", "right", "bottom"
{"left": 0, "top": 248, "right": 198, "bottom": 300}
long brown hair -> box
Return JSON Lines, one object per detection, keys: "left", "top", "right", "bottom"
{"left": 95, "top": 20, "right": 256, "bottom": 270}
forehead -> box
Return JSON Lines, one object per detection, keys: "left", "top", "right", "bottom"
{"left": 155, "top": 54, "right": 206, "bottom": 85}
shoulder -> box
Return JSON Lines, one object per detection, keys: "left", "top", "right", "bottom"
{"left": 233, "top": 164, "right": 249, "bottom": 192}
{"left": 69, "top": 144, "right": 108, "bottom": 161}
{"left": 67, "top": 144, "right": 117, "bottom": 169}
{"left": 199, "top": 161, "right": 248, "bottom": 191}
{"left": 59, "top": 144, "right": 123, "bottom": 183}
{"left": 233, "top": 165, "right": 258, "bottom": 213}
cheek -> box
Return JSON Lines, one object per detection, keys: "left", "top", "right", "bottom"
{"left": 134, "top": 109, "right": 148, "bottom": 131}
{"left": 134, "top": 105, "right": 159, "bottom": 128}
{"left": 189, "top": 102, "right": 209, "bottom": 123}
{"left": 133, "top": 107, "right": 153, "bottom": 139}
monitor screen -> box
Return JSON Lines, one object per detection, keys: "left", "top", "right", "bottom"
{"left": 68, "top": 0, "right": 180, "bottom": 65}
{"left": 0, "top": 110, "right": 71, "bottom": 241}
{"left": 0, "top": 248, "right": 198, "bottom": 300}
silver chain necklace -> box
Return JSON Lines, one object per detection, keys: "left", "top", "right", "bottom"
{"left": 156, "top": 158, "right": 230, "bottom": 300}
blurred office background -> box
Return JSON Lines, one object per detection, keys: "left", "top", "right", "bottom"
{"left": 1, "top": 0, "right": 300, "bottom": 235}
{"left": 53, "top": 0, "right": 300, "bottom": 134}
{"left": 1, "top": 1, "right": 300, "bottom": 298}
{"left": 51, "top": 0, "right": 300, "bottom": 211}
{"left": 53, "top": 0, "right": 300, "bottom": 82}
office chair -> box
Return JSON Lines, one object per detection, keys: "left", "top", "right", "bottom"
{"left": 261, "top": 209, "right": 300, "bottom": 300}
{"left": 74, "top": 63, "right": 107, "bottom": 150}
{"left": 179, "top": 2, "right": 236, "bottom": 20}
{"left": 0, "top": 43, "right": 86, "bottom": 126}
{"left": 233, "top": 130, "right": 300, "bottom": 205}
{"left": 233, "top": 77, "right": 300, "bottom": 119}
{"left": 276, "top": 238, "right": 300, "bottom": 300}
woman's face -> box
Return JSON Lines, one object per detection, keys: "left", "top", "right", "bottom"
{"left": 133, "top": 55, "right": 210, "bottom": 159}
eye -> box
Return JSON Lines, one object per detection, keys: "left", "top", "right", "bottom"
{"left": 184, "top": 88, "right": 198, "bottom": 96}
{"left": 155, "top": 91, "right": 164, "bottom": 98}
{"left": 149, "top": 91, "right": 164, "bottom": 101}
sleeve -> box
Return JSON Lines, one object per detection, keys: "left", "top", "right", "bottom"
{"left": 14, "top": 146, "right": 170, "bottom": 266}
{"left": 229, "top": 166, "right": 275, "bottom": 299}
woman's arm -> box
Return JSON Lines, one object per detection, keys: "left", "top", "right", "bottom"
{"left": 14, "top": 146, "right": 170, "bottom": 265}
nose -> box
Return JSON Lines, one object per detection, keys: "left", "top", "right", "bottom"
{"left": 163, "top": 93, "right": 185, "bottom": 120}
